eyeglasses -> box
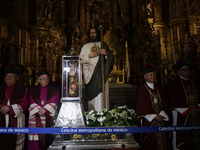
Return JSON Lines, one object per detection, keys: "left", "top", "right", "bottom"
{"left": 39, "top": 78, "right": 49, "bottom": 81}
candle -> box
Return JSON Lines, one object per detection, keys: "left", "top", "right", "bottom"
{"left": 21, "top": 48, "right": 23, "bottom": 65}
{"left": 172, "top": 48, "right": 176, "bottom": 64}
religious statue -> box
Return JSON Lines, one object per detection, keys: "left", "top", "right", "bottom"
{"left": 147, "top": 2, "right": 154, "bottom": 18}
{"left": 0, "top": 36, "right": 19, "bottom": 65}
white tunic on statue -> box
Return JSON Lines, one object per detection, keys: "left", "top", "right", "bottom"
{"left": 80, "top": 42, "right": 109, "bottom": 112}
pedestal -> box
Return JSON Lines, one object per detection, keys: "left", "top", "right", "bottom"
{"left": 55, "top": 101, "right": 85, "bottom": 127}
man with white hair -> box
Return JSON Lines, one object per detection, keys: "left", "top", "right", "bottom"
{"left": 27, "top": 70, "right": 59, "bottom": 150}
{"left": 135, "top": 64, "right": 169, "bottom": 150}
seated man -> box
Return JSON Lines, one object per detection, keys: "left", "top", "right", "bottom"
{"left": 169, "top": 60, "right": 200, "bottom": 150}
{"left": 135, "top": 64, "right": 169, "bottom": 150}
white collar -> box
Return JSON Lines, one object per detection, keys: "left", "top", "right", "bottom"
{"left": 146, "top": 81, "right": 154, "bottom": 89}
{"left": 180, "top": 76, "right": 189, "bottom": 80}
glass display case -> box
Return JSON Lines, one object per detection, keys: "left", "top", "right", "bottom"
{"left": 55, "top": 54, "right": 85, "bottom": 128}
{"left": 61, "top": 55, "right": 82, "bottom": 101}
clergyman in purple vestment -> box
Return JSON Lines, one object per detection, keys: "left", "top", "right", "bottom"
{"left": 27, "top": 70, "right": 59, "bottom": 150}
{"left": 0, "top": 64, "right": 29, "bottom": 150}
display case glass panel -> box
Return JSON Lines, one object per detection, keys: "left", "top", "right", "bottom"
{"left": 61, "top": 55, "right": 82, "bottom": 101}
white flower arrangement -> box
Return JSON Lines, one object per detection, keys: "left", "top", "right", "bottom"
{"left": 84, "top": 105, "right": 136, "bottom": 127}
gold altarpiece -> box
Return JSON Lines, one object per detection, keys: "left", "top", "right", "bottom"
{"left": 1, "top": 0, "right": 200, "bottom": 86}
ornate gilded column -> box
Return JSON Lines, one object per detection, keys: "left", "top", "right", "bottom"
{"left": 7, "top": 0, "right": 21, "bottom": 45}
{"left": 154, "top": 0, "right": 163, "bottom": 23}
{"left": 152, "top": 0, "right": 169, "bottom": 84}
{"left": 8, "top": 0, "right": 20, "bottom": 21}
{"left": 169, "top": 0, "right": 188, "bottom": 62}
{"left": 70, "top": 0, "right": 79, "bottom": 20}
{"left": 59, "top": 0, "right": 65, "bottom": 23}
{"left": 174, "top": 25, "right": 179, "bottom": 60}
{"left": 20, "top": 0, "right": 29, "bottom": 65}
{"left": 118, "top": 0, "right": 128, "bottom": 24}
{"left": 80, "top": 0, "right": 86, "bottom": 42}
{"left": 131, "top": 0, "right": 138, "bottom": 21}
{"left": 25, "top": 31, "right": 29, "bottom": 64}
{"left": 112, "top": 1, "right": 118, "bottom": 32}
{"left": 169, "top": 0, "right": 179, "bottom": 61}
{"left": 0, "top": 17, "right": 8, "bottom": 71}
{"left": 0, "top": 18, "right": 8, "bottom": 46}
{"left": 162, "top": 25, "right": 170, "bottom": 64}
{"left": 152, "top": 0, "right": 164, "bottom": 61}
{"left": 153, "top": 0, "right": 164, "bottom": 61}
{"left": 177, "top": 0, "right": 188, "bottom": 59}
{"left": 35, "top": 0, "right": 44, "bottom": 26}
{"left": 108, "top": 1, "right": 112, "bottom": 30}
{"left": 0, "top": 17, "right": 8, "bottom": 84}
{"left": 31, "top": 0, "right": 45, "bottom": 65}
{"left": 29, "top": 32, "right": 37, "bottom": 63}
{"left": 112, "top": 0, "right": 119, "bottom": 70}
{"left": 169, "top": 0, "right": 175, "bottom": 63}
{"left": 86, "top": 0, "right": 93, "bottom": 32}
{"left": 7, "top": 0, "right": 33, "bottom": 67}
